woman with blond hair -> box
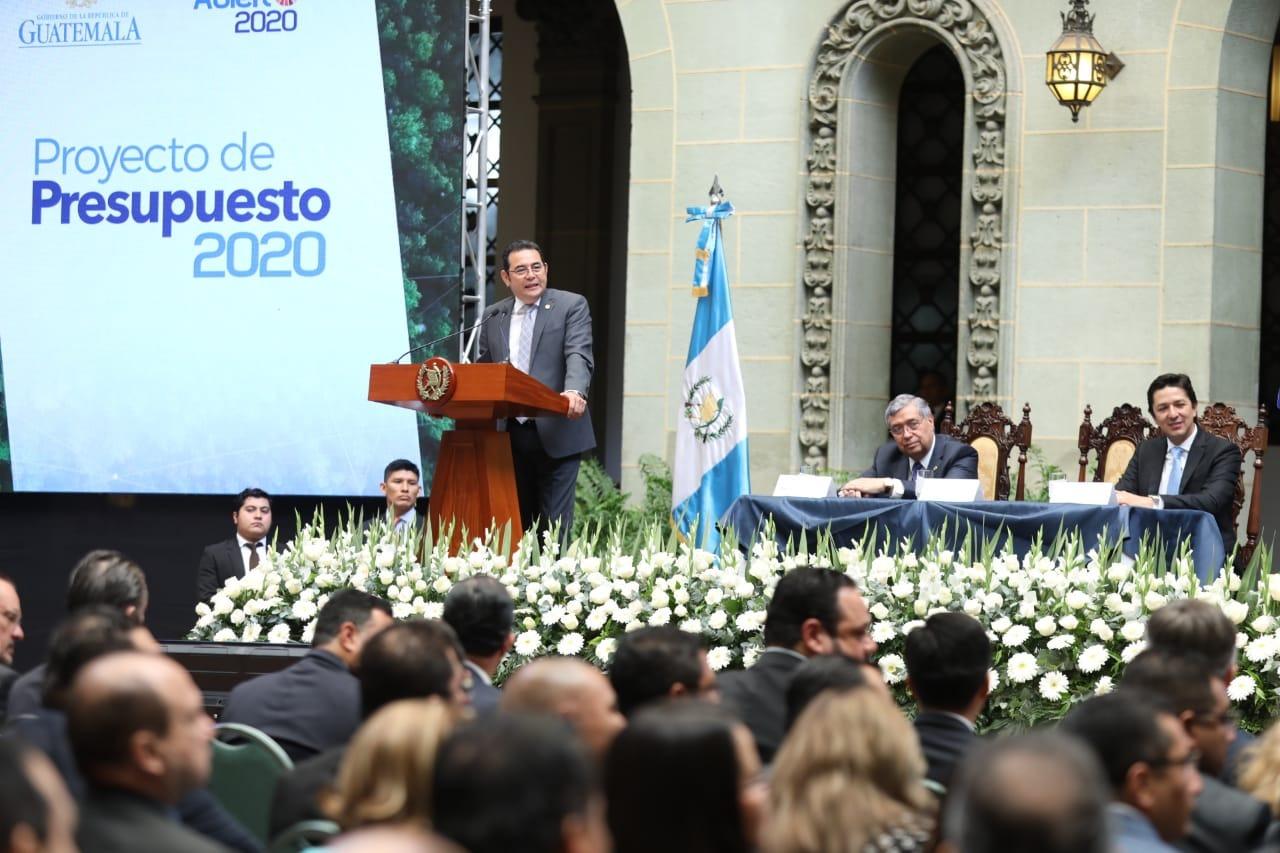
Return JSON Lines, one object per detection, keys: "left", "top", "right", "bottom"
{"left": 763, "top": 688, "right": 935, "bottom": 853}
{"left": 323, "top": 697, "right": 462, "bottom": 831}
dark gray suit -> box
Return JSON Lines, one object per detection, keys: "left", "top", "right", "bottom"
{"left": 863, "top": 433, "right": 980, "bottom": 498}
{"left": 913, "top": 710, "right": 977, "bottom": 790}
{"left": 4, "top": 662, "right": 43, "bottom": 720}
{"left": 0, "top": 663, "right": 16, "bottom": 720}
{"left": 218, "top": 649, "right": 360, "bottom": 763}
{"left": 1116, "top": 428, "right": 1241, "bottom": 549}
{"left": 477, "top": 288, "right": 595, "bottom": 534}
{"left": 717, "top": 648, "right": 805, "bottom": 764}
{"left": 1178, "top": 774, "right": 1272, "bottom": 853}
{"left": 77, "top": 787, "right": 231, "bottom": 853}
{"left": 197, "top": 537, "right": 248, "bottom": 602}
{"left": 463, "top": 660, "right": 500, "bottom": 716}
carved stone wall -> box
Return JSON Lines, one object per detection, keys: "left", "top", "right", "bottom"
{"left": 800, "top": 0, "right": 1008, "bottom": 468}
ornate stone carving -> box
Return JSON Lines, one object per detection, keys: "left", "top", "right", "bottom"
{"left": 800, "top": 0, "right": 1008, "bottom": 469}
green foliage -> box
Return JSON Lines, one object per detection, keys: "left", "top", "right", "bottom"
{"left": 1016, "top": 445, "right": 1067, "bottom": 502}
{"left": 572, "top": 454, "right": 674, "bottom": 552}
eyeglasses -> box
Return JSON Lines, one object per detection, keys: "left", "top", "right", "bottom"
{"left": 889, "top": 419, "right": 926, "bottom": 437}
{"left": 1190, "top": 709, "right": 1238, "bottom": 728}
{"left": 509, "top": 262, "right": 545, "bottom": 277}
{"left": 1149, "top": 748, "right": 1201, "bottom": 771}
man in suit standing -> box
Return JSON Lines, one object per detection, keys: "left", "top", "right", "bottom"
{"left": 442, "top": 576, "right": 514, "bottom": 715}
{"left": 1116, "top": 373, "right": 1241, "bottom": 550}
{"left": 218, "top": 589, "right": 394, "bottom": 762}
{"left": 68, "top": 651, "right": 226, "bottom": 853}
{"left": 904, "top": 612, "right": 990, "bottom": 790}
{"left": 196, "top": 488, "right": 272, "bottom": 602}
{"left": 717, "top": 567, "right": 878, "bottom": 763}
{"left": 477, "top": 240, "right": 594, "bottom": 538}
{"left": 838, "top": 394, "right": 978, "bottom": 498}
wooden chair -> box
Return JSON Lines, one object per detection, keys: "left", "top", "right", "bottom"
{"left": 1197, "top": 403, "right": 1268, "bottom": 566}
{"left": 1077, "top": 404, "right": 1157, "bottom": 483}
{"left": 938, "top": 402, "right": 1033, "bottom": 501}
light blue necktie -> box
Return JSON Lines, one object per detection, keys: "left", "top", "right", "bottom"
{"left": 514, "top": 303, "right": 536, "bottom": 373}
{"left": 1167, "top": 446, "right": 1185, "bottom": 496}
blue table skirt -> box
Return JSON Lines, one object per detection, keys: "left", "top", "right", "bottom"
{"left": 721, "top": 497, "right": 1225, "bottom": 581}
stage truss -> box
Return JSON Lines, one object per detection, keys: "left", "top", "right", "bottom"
{"left": 460, "top": 0, "right": 499, "bottom": 362}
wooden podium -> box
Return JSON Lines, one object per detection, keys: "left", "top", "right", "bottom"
{"left": 368, "top": 359, "right": 569, "bottom": 550}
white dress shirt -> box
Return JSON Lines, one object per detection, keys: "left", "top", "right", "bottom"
{"left": 1151, "top": 426, "right": 1197, "bottom": 509}
{"left": 392, "top": 507, "right": 418, "bottom": 532}
{"left": 236, "top": 533, "right": 265, "bottom": 575}
{"left": 888, "top": 439, "right": 938, "bottom": 499}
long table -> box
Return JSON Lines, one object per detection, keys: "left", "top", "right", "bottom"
{"left": 722, "top": 497, "right": 1226, "bottom": 580}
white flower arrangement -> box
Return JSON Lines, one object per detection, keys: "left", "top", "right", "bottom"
{"left": 188, "top": 510, "right": 1279, "bottom": 732}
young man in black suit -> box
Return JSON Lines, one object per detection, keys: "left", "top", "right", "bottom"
{"left": 904, "top": 611, "right": 991, "bottom": 789}
{"left": 195, "top": 487, "right": 272, "bottom": 602}
{"left": 1115, "top": 373, "right": 1242, "bottom": 551}
{"left": 839, "top": 394, "right": 979, "bottom": 498}
{"left": 442, "top": 576, "right": 514, "bottom": 716}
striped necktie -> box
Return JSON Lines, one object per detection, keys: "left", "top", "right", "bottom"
{"left": 514, "top": 302, "right": 536, "bottom": 373}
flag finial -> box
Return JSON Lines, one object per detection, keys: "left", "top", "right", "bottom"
{"left": 708, "top": 175, "right": 723, "bottom": 205}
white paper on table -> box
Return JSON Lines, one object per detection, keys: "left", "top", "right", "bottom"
{"left": 1048, "top": 481, "right": 1117, "bottom": 505}
{"left": 915, "top": 479, "right": 984, "bottom": 502}
{"left": 773, "top": 474, "right": 837, "bottom": 498}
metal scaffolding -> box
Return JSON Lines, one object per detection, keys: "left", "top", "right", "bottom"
{"left": 460, "top": 0, "right": 496, "bottom": 362}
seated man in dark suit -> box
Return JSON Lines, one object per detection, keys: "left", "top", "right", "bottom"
{"left": 196, "top": 488, "right": 273, "bottom": 602}
{"left": 68, "top": 651, "right": 227, "bottom": 853}
{"left": 0, "top": 573, "right": 24, "bottom": 720}
{"left": 269, "top": 618, "right": 467, "bottom": 838}
{"left": 609, "top": 626, "right": 718, "bottom": 718}
{"left": 442, "top": 576, "right": 514, "bottom": 716}
{"left": 218, "top": 589, "right": 393, "bottom": 762}
{"left": 0, "top": 739, "right": 79, "bottom": 853}
{"left": 1115, "top": 373, "right": 1241, "bottom": 551}
{"left": 717, "top": 567, "right": 877, "bottom": 763}
{"left": 1120, "top": 650, "right": 1272, "bottom": 853}
{"left": 838, "top": 394, "right": 979, "bottom": 498}
{"left": 904, "top": 611, "right": 990, "bottom": 790}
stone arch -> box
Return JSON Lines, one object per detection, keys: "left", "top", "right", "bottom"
{"left": 799, "top": 0, "right": 1017, "bottom": 469}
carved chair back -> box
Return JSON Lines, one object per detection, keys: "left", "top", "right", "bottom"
{"left": 1077, "top": 404, "right": 1157, "bottom": 484}
{"left": 1197, "top": 403, "right": 1268, "bottom": 566}
{"left": 939, "top": 402, "right": 1033, "bottom": 501}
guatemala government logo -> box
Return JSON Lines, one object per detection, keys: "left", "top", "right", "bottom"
{"left": 683, "top": 376, "right": 734, "bottom": 443}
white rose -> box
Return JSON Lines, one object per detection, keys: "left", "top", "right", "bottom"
{"left": 1268, "top": 574, "right": 1280, "bottom": 603}
{"left": 284, "top": 578, "right": 303, "bottom": 595}
{"left": 1035, "top": 616, "right": 1056, "bottom": 637}
{"left": 1090, "top": 618, "right": 1114, "bottom": 642}
{"left": 544, "top": 578, "right": 562, "bottom": 595}
{"left": 230, "top": 609, "right": 246, "bottom": 626}
{"left": 1106, "top": 563, "right": 1130, "bottom": 582}
{"left": 680, "top": 618, "right": 702, "bottom": 633}
{"left": 211, "top": 594, "right": 234, "bottom": 616}
{"left": 1222, "top": 600, "right": 1249, "bottom": 625}
{"left": 870, "top": 602, "right": 891, "bottom": 620}
{"left": 1059, "top": 614, "right": 1079, "bottom": 631}
{"left": 302, "top": 539, "right": 326, "bottom": 561}
{"left": 213, "top": 628, "right": 238, "bottom": 642}
{"left": 1066, "top": 590, "right": 1091, "bottom": 610}
{"left": 963, "top": 599, "right": 983, "bottom": 617}
{"left": 398, "top": 586, "right": 414, "bottom": 603}
{"left": 195, "top": 602, "right": 211, "bottom": 617}
{"left": 375, "top": 550, "right": 396, "bottom": 570}
{"left": 991, "top": 617, "right": 1013, "bottom": 634}
{"left": 651, "top": 591, "right": 670, "bottom": 609}
{"left": 708, "top": 610, "right": 728, "bottom": 630}
{"left": 705, "top": 588, "right": 724, "bottom": 607}
{"left": 432, "top": 576, "right": 452, "bottom": 595}
{"left": 523, "top": 616, "right": 536, "bottom": 630}
{"left": 1251, "top": 615, "right": 1276, "bottom": 634}
{"left": 1144, "top": 590, "right": 1167, "bottom": 612}
{"left": 674, "top": 589, "right": 690, "bottom": 605}
{"left": 560, "top": 613, "right": 580, "bottom": 631}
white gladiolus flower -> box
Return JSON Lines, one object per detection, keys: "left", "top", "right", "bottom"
{"left": 557, "top": 633, "right": 585, "bottom": 656}
{"left": 1120, "top": 621, "right": 1145, "bottom": 642}
{"left": 1227, "top": 675, "right": 1257, "bottom": 702}
{"left": 1007, "top": 653, "right": 1039, "bottom": 684}
{"left": 891, "top": 580, "right": 914, "bottom": 600}
{"left": 213, "top": 628, "right": 238, "bottom": 642}
{"left": 649, "top": 608, "right": 671, "bottom": 627}
{"left": 267, "top": 623, "right": 292, "bottom": 643}
{"left": 708, "top": 610, "right": 728, "bottom": 630}
{"left": 514, "top": 631, "right": 542, "bottom": 657}
{"left": 1078, "top": 644, "right": 1109, "bottom": 673}
{"left": 1269, "top": 574, "right": 1280, "bottom": 603}
{"left": 870, "top": 555, "right": 896, "bottom": 581}
{"left": 1121, "top": 641, "right": 1146, "bottom": 663}
{"left": 1039, "top": 672, "right": 1069, "bottom": 701}
{"left": 595, "top": 638, "right": 618, "bottom": 664}
{"left": 706, "top": 647, "right": 732, "bottom": 671}
{"left": 1002, "top": 625, "right": 1031, "bottom": 647}
{"left": 1035, "top": 616, "right": 1056, "bottom": 637}
{"left": 224, "top": 578, "right": 242, "bottom": 598}
{"left": 1095, "top": 676, "right": 1114, "bottom": 696}
{"left": 1047, "top": 635, "right": 1075, "bottom": 651}
{"left": 1066, "top": 590, "right": 1091, "bottom": 610}
{"left": 878, "top": 654, "right": 906, "bottom": 684}
{"left": 1222, "top": 600, "right": 1249, "bottom": 624}
{"left": 302, "top": 539, "right": 326, "bottom": 561}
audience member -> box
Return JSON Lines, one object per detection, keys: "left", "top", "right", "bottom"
{"left": 323, "top": 698, "right": 461, "bottom": 832}
{"left": 0, "top": 738, "right": 78, "bottom": 853}
{"left": 838, "top": 394, "right": 978, "bottom": 498}
{"left": 372, "top": 460, "right": 423, "bottom": 534}
{"left": 609, "top": 626, "right": 717, "bottom": 718}
{"left": 1060, "top": 692, "right": 1203, "bottom": 853}
{"left": 904, "top": 612, "right": 991, "bottom": 789}
{"left": 718, "top": 567, "right": 875, "bottom": 762}
{"left": 68, "top": 652, "right": 223, "bottom": 853}
{"left": 1114, "top": 374, "right": 1241, "bottom": 550}
{"left": 783, "top": 653, "right": 870, "bottom": 732}
{"left": 6, "top": 550, "right": 148, "bottom": 720}
{"left": 766, "top": 689, "right": 934, "bottom": 852}
{"left": 441, "top": 576, "right": 514, "bottom": 715}
{"left": 0, "top": 573, "right": 25, "bottom": 720}
{"left": 195, "top": 488, "right": 273, "bottom": 602}
{"left": 915, "top": 370, "right": 949, "bottom": 421}
{"left": 1120, "top": 650, "right": 1270, "bottom": 853}
{"left": 269, "top": 619, "right": 466, "bottom": 838}
{"left": 432, "top": 713, "right": 608, "bottom": 853}
{"left": 605, "top": 701, "right": 765, "bottom": 853}
{"left": 219, "top": 589, "right": 393, "bottom": 761}
{"left": 1240, "top": 722, "right": 1280, "bottom": 817}
{"left": 942, "top": 732, "right": 1109, "bottom": 853}
{"left": 327, "top": 826, "right": 463, "bottom": 853}
{"left": 501, "top": 656, "right": 625, "bottom": 760}
{"left": 1148, "top": 598, "right": 1252, "bottom": 782}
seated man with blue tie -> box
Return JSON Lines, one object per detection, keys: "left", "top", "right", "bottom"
{"left": 195, "top": 487, "right": 272, "bottom": 601}
{"left": 1114, "top": 373, "right": 1241, "bottom": 551}
{"left": 838, "top": 394, "right": 978, "bottom": 498}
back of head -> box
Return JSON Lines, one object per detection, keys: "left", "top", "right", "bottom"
{"left": 358, "top": 619, "right": 462, "bottom": 717}
{"left": 442, "top": 576, "right": 514, "bottom": 657}
{"left": 768, "top": 689, "right": 929, "bottom": 851}
{"left": 904, "top": 611, "right": 991, "bottom": 712}
{"left": 1147, "top": 599, "right": 1236, "bottom": 676}
{"left": 501, "top": 656, "right": 597, "bottom": 716}
{"left": 609, "top": 626, "right": 705, "bottom": 717}
{"left": 327, "top": 698, "right": 461, "bottom": 831}
{"left": 1059, "top": 692, "right": 1172, "bottom": 795}
{"left": 433, "top": 713, "right": 596, "bottom": 853}
{"left": 42, "top": 604, "right": 136, "bottom": 709}
{"left": 312, "top": 589, "right": 393, "bottom": 648}
{"left": 763, "top": 567, "right": 855, "bottom": 650}
{"left": 0, "top": 739, "right": 50, "bottom": 850}
{"left": 605, "top": 701, "right": 748, "bottom": 853}
{"left": 784, "top": 653, "right": 867, "bottom": 731}
{"left": 66, "top": 549, "right": 148, "bottom": 621}
{"left": 1119, "top": 649, "right": 1216, "bottom": 717}
{"left": 945, "top": 732, "right": 1109, "bottom": 853}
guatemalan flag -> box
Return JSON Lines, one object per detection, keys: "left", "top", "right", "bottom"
{"left": 673, "top": 198, "right": 750, "bottom": 551}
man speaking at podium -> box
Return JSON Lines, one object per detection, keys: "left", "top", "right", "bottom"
{"left": 477, "top": 240, "right": 595, "bottom": 540}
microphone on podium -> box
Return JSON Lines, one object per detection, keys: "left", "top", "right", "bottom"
{"left": 390, "top": 319, "right": 486, "bottom": 364}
